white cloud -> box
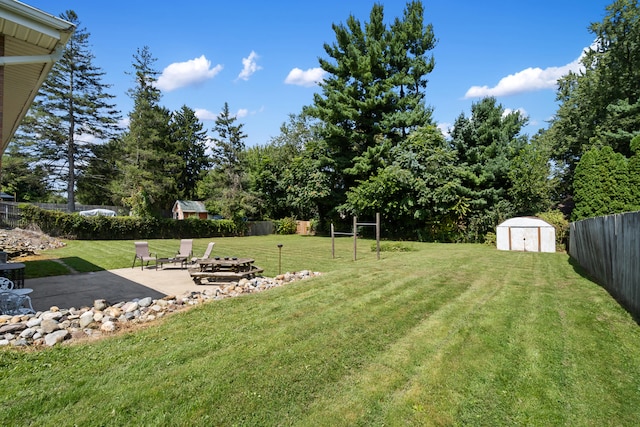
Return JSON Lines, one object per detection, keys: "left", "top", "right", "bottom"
{"left": 156, "top": 55, "right": 223, "bottom": 92}
{"left": 464, "top": 44, "right": 594, "bottom": 99}
{"left": 284, "top": 67, "right": 327, "bottom": 87}
{"left": 195, "top": 107, "right": 253, "bottom": 121}
{"left": 75, "top": 131, "right": 100, "bottom": 145}
{"left": 237, "top": 51, "right": 262, "bottom": 81}
{"left": 117, "top": 117, "right": 129, "bottom": 129}
{"left": 194, "top": 108, "right": 218, "bottom": 121}
{"left": 502, "top": 107, "right": 528, "bottom": 118}
{"left": 437, "top": 122, "right": 452, "bottom": 139}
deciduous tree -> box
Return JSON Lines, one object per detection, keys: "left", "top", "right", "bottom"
{"left": 508, "top": 131, "right": 555, "bottom": 215}
{"left": 547, "top": 0, "right": 640, "bottom": 197}
{"left": 344, "top": 126, "right": 466, "bottom": 240}
{"left": 245, "top": 113, "right": 323, "bottom": 220}
{"left": 0, "top": 142, "right": 51, "bottom": 201}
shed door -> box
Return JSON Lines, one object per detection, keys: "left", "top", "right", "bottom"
{"left": 509, "top": 227, "right": 540, "bottom": 252}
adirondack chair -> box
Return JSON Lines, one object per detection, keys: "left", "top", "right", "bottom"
{"left": 132, "top": 242, "right": 157, "bottom": 270}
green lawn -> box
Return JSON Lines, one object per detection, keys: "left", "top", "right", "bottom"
{"left": 3, "top": 236, "right": 640, "bottom": 426}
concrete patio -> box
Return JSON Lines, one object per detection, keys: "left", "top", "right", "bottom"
{"left": 25, "top": 266, "right": 206, "bottom": 312}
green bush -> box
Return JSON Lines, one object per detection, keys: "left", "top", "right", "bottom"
{"left": 484, "top": 232, "right": 497, "bottom": 246}
{"left": 536, "top": 209, "right": 569, "bottom": 250}
{"left": 275, "top": 217, "right": 298, "bottom": 235}
{"left": 19, "top": 205, "right": 239, "bottom": 240}
{"left": 572, "top": 146, "right": 632, "bottom": 221}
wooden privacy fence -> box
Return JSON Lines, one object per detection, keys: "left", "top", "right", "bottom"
{"left": 245, "top": 221, "right": 274, "bottom": 236}
{"left": 569, "top": 211, "right": 640, "bottom": 318}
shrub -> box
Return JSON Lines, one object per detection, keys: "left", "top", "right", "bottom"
{"left": 484, "top": 232, "right": 497, "bottom": 246}
{"left": 275, "top": 217, "right": 297, "bottom": 235}
{"left": 536, "top": 209, "right": 569, "bottom": 250}
{"left": 308, "top": 218, "right": 319, "bottom": 235}
{"left": 19, "top": 205, "right": 239, "bottom": 240}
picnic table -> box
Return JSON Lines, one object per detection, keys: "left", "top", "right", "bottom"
{"left": 188, "top": 257, "right": 264, "bottom": 285}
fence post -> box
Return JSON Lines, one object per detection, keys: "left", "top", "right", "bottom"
{"left": 353, "top": 216, "right": 357, "bottom": 261}
{"left": 376, "top": 212, "right": 380, "bottom": 260}
{"left": 331, "top": 223, "right": 335, "bottom": 259}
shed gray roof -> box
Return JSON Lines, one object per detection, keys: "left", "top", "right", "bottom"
{"left": 173, "top": 200, "right": 208, "bottom": 213}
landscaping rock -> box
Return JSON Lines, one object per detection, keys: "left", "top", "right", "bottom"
{"left": 138, "top": 297, "right": 153, "bottom": 307}
{"left": 0, "top": 227, "right": 66, "bottom": 259}
{"left": 79, "top": 311, "right": 94, "bottom": 328}
{"left": 0, "top": 270, "right": 321, "bottom": 348}
{"left": 41, "top": 318, "right": 60, "bottom": 333}
{"left": 100, "top": 321, "right": 116, "bottom": 332}
{"left": 0, "top": 323, "right": 26, "bottom": 334}
{"left": 44, "top": 330, "right": 69, "bottom": 346}
{"left": 94, "top": 299, "right": 108, "bottom": 311}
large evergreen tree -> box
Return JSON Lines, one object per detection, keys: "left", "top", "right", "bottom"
{"left": 198, "top": 103, "right": 258, "bottom": 222}
{"left": 305, "top": 1, "right": 436, "bottom": 221}
{"left": 169, "top": 105, "right": 211, "bottom": 201}
{"left": 210, "top": 103, "right": 246, "bottom": 184}
{"left": 572, "top": 146, "right": 633, "bottom": 220}
{"left": 15, "top": 10, "right": 120, "bottom": 211}
{"left": 112, "top": 46, "right": 177, "bottom": 217}
{"left": 450, "top": 97, "right": 528, "bottom": 239}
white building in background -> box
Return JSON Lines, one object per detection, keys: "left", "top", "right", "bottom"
{"left": 496, "top": 217, "right": 556, "bottom": 253}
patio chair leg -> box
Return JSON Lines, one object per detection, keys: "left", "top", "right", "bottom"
{"left": 23, "top": 295, "right": 35, "bottom": 314}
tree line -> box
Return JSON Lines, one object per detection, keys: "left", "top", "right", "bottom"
{"left": 3, "top": 1, "right": 640, "bottom": 241}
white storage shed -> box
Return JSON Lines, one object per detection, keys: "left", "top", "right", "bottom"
{"left": 496, "top": 217, "right": 556, "bottom": 253}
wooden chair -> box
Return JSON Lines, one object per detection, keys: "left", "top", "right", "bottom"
{"left": 132, "top": 242, "right": 157, "bottom": 270}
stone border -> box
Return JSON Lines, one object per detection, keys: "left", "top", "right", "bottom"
{"left": 0, "top": 271, "right": 320, "bottom": 348}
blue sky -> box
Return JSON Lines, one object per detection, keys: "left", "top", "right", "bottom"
{"left": 25, "top": 0, "right": 612, "bottom": 146}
